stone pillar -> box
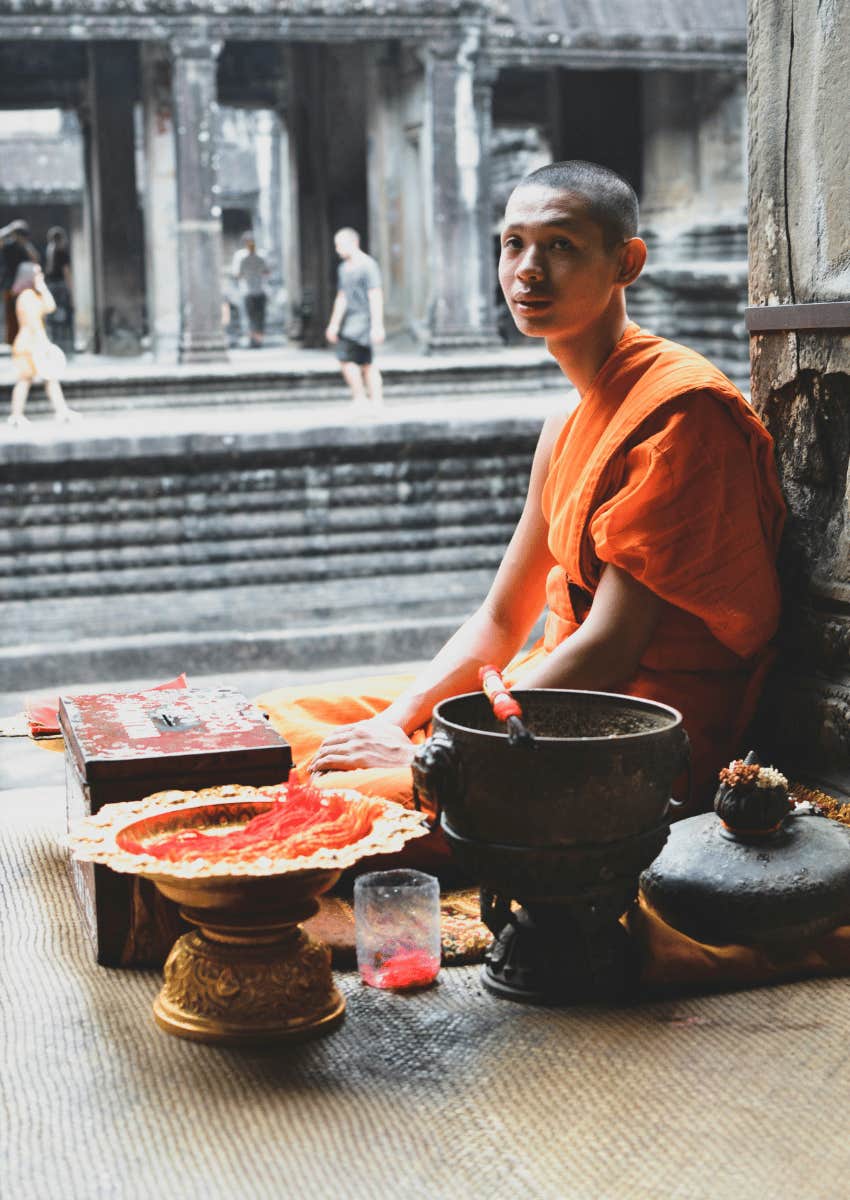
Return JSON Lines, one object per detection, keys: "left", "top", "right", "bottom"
{"left": 140, "top": 44, "right": 180, "bottom": 361}
{"left": 86, "top": 43, "right": 146, "bottom": 355}
{"left": 640, "top": 72, "right": 700, "bottom": 225}
{"left": 287, "top": 44, "right": 333, "bottom": 347}
{"left": 748, "top": 0, "right": 850, "bottom": 796}
{"left": 69, "top": 198, "right": 94, "bottom": 354}
{"left": 170, "top": 34, "right": 227, "bottom": 363}
{"left": 424, "top": 28, "right": 499, "bottom": 351}
{"left": 365, "top": 46, "right": 401, "bottom": 337}
{"left": 275, "top": 75, "right": 301, "bottom": 342}
{"left": 474, "top": 63, "right": 499, "bottom": 346}
{"left": 695, "top": 71, "right": 747, "bottom": 220}
{"left": 254, "top": 111, "right": 276, "bottom": 267}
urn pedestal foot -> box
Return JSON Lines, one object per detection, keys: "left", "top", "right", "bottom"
{"left": 481, "top": 896, "right": 640, "bottom": 1005}
{"left": 154, "top": 925, "right": 345, "bottom": 1045}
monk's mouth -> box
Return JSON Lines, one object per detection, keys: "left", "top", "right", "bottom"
{"left": 513, "top": 298, "right": 553, "bottom": 314}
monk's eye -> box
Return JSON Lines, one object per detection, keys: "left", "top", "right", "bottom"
{"left": 552, "top": 238, "right": 574, "bottom": 251}
{"left": 501, "top": 236, "right": 522, "bottom": 250}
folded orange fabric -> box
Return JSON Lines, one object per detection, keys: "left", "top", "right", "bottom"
{"left": 629, "top": 894, "right": 850, "bottom": 995}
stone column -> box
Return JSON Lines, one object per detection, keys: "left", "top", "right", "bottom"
{"left": 474, "top": 63, "right": 499, "bottom": 345}
{"left": 749, "top": 0, "right": 850, "bottom": 796}
{"left": 640, "top": 73, "right": 700, "bottom": 225}
{"left": 254, "top": 111, "right": 276, "bottom": 267}
{"left": 69, "top": 194, "right": 94, "bottom": 354}
{"left": 170, "top": 34, "right": 227, "bottom": 363}
{"left": 140, "top": 44, "right": 180, "bottom": 361}
{"left": 424, "top": 28, "right": 499, "bottom": 352}
{"left": 287, "top": 44, "right": 333, "bottom": 347}
{"left": 275, "top": 73, "right": 301, "bottom": 342}
{"left": 86, "top": 43, "right": 147, "bottom": 355}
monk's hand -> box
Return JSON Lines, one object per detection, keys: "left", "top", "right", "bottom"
{"left": 310, "top": 718, "right": 416, "bottom": 774}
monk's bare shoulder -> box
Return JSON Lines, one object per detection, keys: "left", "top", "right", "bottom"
{"left": 522, "top": 408, "right": 571, "bottom": 512}
{"left": 536, "top": 409, "right": 570, "bottom": 464}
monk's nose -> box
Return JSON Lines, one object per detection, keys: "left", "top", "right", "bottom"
{"left": 515, "top": 249, "right": 545, "bottom": 281}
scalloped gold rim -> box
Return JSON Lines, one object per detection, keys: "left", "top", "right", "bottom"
{"left": 66, "top": 782, "right": 429, "bottom": 880}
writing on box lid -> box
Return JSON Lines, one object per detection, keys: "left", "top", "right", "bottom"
{"left": 59, "top": 686, "right": 290, "bottom": 781}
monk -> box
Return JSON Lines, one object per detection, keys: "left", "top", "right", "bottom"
{"left": 258, "top": 160, "right": 784, "bottom": 827}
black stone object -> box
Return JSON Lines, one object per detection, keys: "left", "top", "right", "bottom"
{"left": 640, "top": 810, "right": 850, "bottom": 947}
{"left": 413, "top": 689, "right": 688, "bottom": 1005}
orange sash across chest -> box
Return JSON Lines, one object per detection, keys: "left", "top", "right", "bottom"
{"left": 507, "top": 325, "right": 786, "bottom": 805}
{"left": 539, "top": 324, "right": 784, "bottom": 668}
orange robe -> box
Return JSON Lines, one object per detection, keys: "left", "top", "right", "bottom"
{"left": 258, "top": 323, "right": 785, "bottom": 815}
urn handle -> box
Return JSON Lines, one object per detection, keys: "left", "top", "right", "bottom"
{"left": 411, "top": 730, "right": 463, "bottom": 831}
{"left": 667, "top": 728, "right": 691, "bottom": 810}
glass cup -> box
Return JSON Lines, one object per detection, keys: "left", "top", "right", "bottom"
{"left": 354, "top": 869, "right": 441, "bottom": 990}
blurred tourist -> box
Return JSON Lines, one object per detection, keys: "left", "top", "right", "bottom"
{"left": 8, "top": 263, "right": 78, "bottom": 426}
{"left": 44, "top": 226, "right": 74, "bottom": 355}
{"left": 325, "top": 227, "right": 385, "bottom": 407}
{"left": 231, "top": 232, "right": 270, "bottom": 348}
{"left": 0, "top": 219, "right": 39, "bottom": 346}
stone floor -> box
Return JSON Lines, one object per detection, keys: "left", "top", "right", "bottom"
{"left": 3, "top": 757, "right": 850, "bottom": 1199}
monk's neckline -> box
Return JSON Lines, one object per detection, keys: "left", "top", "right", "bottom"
{"left": 578, "top": 321, "right": 641, "bottom": 402}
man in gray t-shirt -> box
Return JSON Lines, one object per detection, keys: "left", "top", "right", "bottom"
{"left": 325, "top": 227, "right": 385, "bottom": 406}
{"left": 231, "top": 232, "right": 270, "bottom": 348}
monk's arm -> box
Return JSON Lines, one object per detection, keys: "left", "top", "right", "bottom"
{"left": 309, "top": 412, "right": 564, "bottom": 771}
{"left": 516, "top": 562, "right": 661, "bottom": 691}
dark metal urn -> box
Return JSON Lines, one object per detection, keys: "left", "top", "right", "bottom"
{"left": 412, "top": 690, "right": 688, "bottom": 1004}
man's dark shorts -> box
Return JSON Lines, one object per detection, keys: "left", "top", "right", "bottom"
{"left": 244, "top": 293, "right": 267, "bottom": 334}
{"left": 335, "top": 337, "right": 372, "bottom": 366}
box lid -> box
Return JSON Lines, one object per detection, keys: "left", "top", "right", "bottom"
{"left": 58, "top": 686, "right": 291, "bottom": 782}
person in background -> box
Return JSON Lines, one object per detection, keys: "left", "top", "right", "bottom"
{"left": 325, "top": 227, "right": 385, "bottom": 407}
{"left": 231, "top": 232, "right": 270, "bottom": 348}
{"left": 8, "top": 262, "right": 78, "bottom": 426}
{"left": 0, "top": 219, "right": 39, "bottom": 346}
{"left": 44, "top": 227, "right": 74, "bottom": 356}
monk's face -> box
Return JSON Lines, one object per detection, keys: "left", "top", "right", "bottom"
{"left": 499, "top": 184, "right": 632, "bottom": 341}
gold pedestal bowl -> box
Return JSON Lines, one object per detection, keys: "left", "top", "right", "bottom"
{"left": 68, "top": 784, "right": 428, "bottom": 1045}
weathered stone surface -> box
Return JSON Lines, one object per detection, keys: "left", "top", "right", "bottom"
{"left": 425, "top": 28, "right": 500, "bottom": 351}
{"left": 85, "top": 42, "right": 146, "bottom": 355}
{"left": 171, "top": 34, "right": 228, "bottom": 363}
{"left": 0, "top": 411, "right": 543, "bottom": 686}
{"left": 749, "top": 0, "right": 850, "bottom": 795}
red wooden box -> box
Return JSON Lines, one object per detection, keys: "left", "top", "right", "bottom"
{"left": 59, "top": 685, "right": 292, "bottom": 966}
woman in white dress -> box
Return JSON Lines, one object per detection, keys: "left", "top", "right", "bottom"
{"left": 8, "top": 262, "right": 78, "bottom": 426}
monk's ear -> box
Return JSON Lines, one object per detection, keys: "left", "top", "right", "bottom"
{"left": 615, "top": 237, "right": 647, "bottom": 287}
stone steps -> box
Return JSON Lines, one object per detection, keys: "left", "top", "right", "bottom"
{"left": 0, "top": 404, "right": 547, "bottom": 690}
{"left": 0, "top": 352, "right": 565, "bottom": 415}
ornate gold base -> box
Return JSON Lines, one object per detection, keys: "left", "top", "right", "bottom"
{"left": 154, "top": 927, "right": 345, "bottom": 1045}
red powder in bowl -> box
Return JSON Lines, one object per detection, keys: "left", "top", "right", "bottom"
{"left": 119, "top": 776, "right": 385, "bottom": 865}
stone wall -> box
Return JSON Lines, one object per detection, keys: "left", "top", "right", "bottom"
{"left": 0, "top": 413, "right": 541, "bottom": 687}
{"left": 748, "top": 0, "right": 850, "bottom": 795}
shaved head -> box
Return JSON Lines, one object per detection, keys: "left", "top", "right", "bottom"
{"left": 513, "top": 160, "right": 638, "bottom": 249}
